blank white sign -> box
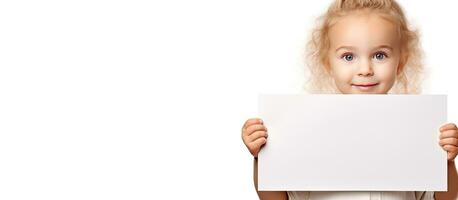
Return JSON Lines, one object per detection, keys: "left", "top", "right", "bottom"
{"left": 258, "top": 94, "right": 447, "bottom": 191}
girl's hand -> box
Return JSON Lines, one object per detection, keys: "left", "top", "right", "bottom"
{"left": 242, "top": 118, "right": 268, "bottom": 158}
{"left": 439, "top": 123, "right": 458, "bottom": 161}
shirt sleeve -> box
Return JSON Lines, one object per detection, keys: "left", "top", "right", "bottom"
{"left": 414, "top": 191, "right": 435, "bottom": 200}
{"left": 286, "top": 191, "right": 310, "bottom": 200}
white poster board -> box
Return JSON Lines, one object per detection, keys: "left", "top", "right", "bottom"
{"left": 258, "top": 94, "right": 447, "bottom": 191}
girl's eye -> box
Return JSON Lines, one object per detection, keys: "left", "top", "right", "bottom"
{"left": 342, "top": 54, "right": 354, "bottom": 62}
{"left": 374, "top": 52, "right": 387, "bottom": 60}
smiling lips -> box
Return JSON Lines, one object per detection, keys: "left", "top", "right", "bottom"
{"left": 352, "top": 83, "right": 379, "bottom": 87}
{"left": 351, "top": 83, "right": 379, "bottom": 90}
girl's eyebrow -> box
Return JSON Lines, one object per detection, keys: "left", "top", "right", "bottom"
{"left": 335, "top": 46, "right": 355, "bottom": 52}
{"left": 372, "top": 45, "right": 393, "bottom": 51}
{"left": 335, "top": 45, "right": 393, "bottom": 52}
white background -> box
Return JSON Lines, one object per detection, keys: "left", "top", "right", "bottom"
{"left": 0, "top": 0, "right": 457, "bottom": 199}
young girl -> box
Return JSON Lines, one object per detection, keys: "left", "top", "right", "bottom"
{"left": 241, "top": 0, "right": 458, "bottom": 200}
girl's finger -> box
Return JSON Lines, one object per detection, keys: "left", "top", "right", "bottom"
{"left": 245, "top": 124, "right": 267, "bottom": 136}
{"left": 242, "top": 118, "right": 263, "bottom": 131}
{"left": 443, "top": 144, "right": 458, "bottom": 153}
{"left": 248, "top": 130, "right": 268, "bottom": 142}
{"left": 448, "top": 153, "right": 457, "bottom": 161}
{"left": 439, "top": 129, "right": 458, "bottom": 139}
{"left": 440, "top": 123, "right": 458, "bottom": 132}
{"left": 249, "top": 137, "right": 267, "bottom": 156}
{"left": 439, "top": 138, "right": 458, "bottom": 146}
{"left": 443, "top": 145, "right": 458, "bottom": 160}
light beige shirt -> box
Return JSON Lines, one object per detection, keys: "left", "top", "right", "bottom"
{"left": 286, "top": 191, "right": 435, "bottom": 200}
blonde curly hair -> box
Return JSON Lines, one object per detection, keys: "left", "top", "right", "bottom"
{"left": 303, "top": 0, "right": 424, "bottom": 94}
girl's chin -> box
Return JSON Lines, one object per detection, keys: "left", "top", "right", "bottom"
{"left": 340, "top": 88, "right": 385, "bottom": 94}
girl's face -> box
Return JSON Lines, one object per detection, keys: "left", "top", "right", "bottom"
{"left": 327, "top": 12, "right": 401, "bottom": 94}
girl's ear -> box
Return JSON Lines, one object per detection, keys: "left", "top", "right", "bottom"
{"left": 396, "top": 64, "right": 402, "bottom": 76}
{"left": 324, "top": 60, "right": 334, "bottom": 77}
{"left": 328, "top": 67, "right": 334, "bottom": 77}
{"left": 397, "top": 53, "right": 407, "bottom": 76}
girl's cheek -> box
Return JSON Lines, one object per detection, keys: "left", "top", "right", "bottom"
{"left": 330, "top": 58, "right": 354, "bottom": 72}
{"left": 332, "top": 67, "right": 355, "bottom": 89}
{"left": 374, "top": 62, "right": 398, "bottom": 81}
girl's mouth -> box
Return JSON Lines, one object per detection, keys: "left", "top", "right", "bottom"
{"left": 351, "top": 83, "right": 379, "bottom": 91}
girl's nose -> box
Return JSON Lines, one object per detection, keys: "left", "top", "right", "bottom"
{"left": 357, "top": 60, "right": 374, "bottom": 76}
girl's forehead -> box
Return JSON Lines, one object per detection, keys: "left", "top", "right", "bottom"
{"left": 328, "top": 12, "right": 401, "bottom": 49}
